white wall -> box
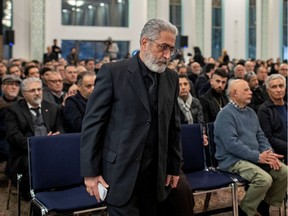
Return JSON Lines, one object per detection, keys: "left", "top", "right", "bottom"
{"left": 45, "top": 0, "right": 147, "bottom": 56}
{"left": 223, "top": 0, "right": 247, "bottom": 60}
{"left": 182, "top": 0, "right": 195, "bottom": 56}
{"left": 12, "top": 0, "right": 31, "bottom": 60}
{"left": 157, "top": 0, "right": 169, "bottom": 20}
{"left": 268, "top": 0, "right": 281, "bottom": 60}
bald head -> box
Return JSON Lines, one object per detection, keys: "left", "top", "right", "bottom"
{"left": 227, "top": 79, "right": 252, "bottom": 108}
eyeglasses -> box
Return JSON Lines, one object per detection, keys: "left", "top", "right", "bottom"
{"left": 4, "top": 82, "right": 20, "bottom": 87}
{"left": 48, "top": 79, "right": 63, "bottom": 84}
{"left": 148, "top": 39, "right": 177, "bottom": 56}
{"left": 24, "top": 88, "right": 43, "bottom": 94}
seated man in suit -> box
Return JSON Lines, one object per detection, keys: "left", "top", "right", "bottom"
{"left": 214, "top": 79, "right": 287, "bottom": 216}
{"left": 63, "top": 71, "right": 96, "bottom": 132}
{"left": 5, "top": 77, "right": 64, "bottom": 200}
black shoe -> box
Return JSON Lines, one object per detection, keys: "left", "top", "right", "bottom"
{"left": 257, "top": 201, "right": 270, "bottom": 216}
{"left": 21, "top": 191, "right": 31, "bottom": 201}
{"left": 238, "top": 206, "right": 247, "bottom": 216}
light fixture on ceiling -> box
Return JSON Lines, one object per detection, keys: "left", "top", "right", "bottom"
{"left": 67, "top": 0, "right": 84, "bottom": 7}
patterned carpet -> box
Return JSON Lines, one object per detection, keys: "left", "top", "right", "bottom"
{"left": 0, "top": 161, "right": 285, "bottom": 216}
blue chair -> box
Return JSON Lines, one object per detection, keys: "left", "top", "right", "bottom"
{"left": 181, "top": 124, "right": 238, "bottom": 215}
{"left": 206, "top": 122, "right": 249, "bottom": 185}
{"left": 27, "top": 133, "right": 106, "bottom": 216}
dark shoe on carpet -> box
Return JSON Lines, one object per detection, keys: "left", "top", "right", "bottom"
{"left": 257, "top": 200, "right": 270, "bottom": 216}
{"left": 238, "top": 206, "right": 248, "bottom": 216}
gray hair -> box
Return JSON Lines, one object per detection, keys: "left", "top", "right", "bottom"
{"left": 21, "top": 77, "right": 42, "bottom": 92}
{"left": 140, "top": 18, "right": 178, "bottom": 42}
{"left": 77, "top": 71, "right": 96, "bottom": 86}
{"left": 226, "top": 79, "right": 245, "bottom": 97}
{"left": 265, "top": 74, "right": 286, "bottom": 89}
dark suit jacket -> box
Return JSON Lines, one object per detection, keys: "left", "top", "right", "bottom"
{"left": 5, "top": 99, "right": 64, "bottom": 176}
{"left": 80, "top": 55, "right": 182, "bottom": 206}
{"left": 63, "top": 91, "right": 87, "bottom": 132}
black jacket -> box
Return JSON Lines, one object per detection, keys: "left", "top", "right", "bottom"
{"left": 199, "top": 88, "right": 229, "bottom": 123}
{"left": 63, "top": 91, "right": 87, "bottom": 133}
{"left": 258, "top": 98, "right": 287, "bottom": 163}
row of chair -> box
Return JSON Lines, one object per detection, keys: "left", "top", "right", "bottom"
{"left": 7, "top": 123, "right": 286, "bottom": 215}
{"left": 8, "top": 124, "right": 240, "bottom": 216}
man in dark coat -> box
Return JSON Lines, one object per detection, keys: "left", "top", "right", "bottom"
{"left": 258, "top": 74, "right": 287, "bottom": 164}
{"left": 5, "top": 77, "right": 64, "bottom": 199}
{"left": 63, "top": 71, "right": 96, "bottom": 132}
{"left": 199, "top": 69, "right": 229, "bottom": 123}
{"left": 0, "top": 75, "right": 22, "bottom": 161}
{"left": 80, "top": 18, "right": 182, "bottom": 216}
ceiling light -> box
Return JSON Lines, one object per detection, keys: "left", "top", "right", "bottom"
{"left": 67, "top": 0, "right": 84, "bottom": 7}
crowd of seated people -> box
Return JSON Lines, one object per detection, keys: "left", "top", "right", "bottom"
{"left": 0, "top": 50, "right": 287, "bottom": 215}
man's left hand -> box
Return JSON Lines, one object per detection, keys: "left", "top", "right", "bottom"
{"left": 165, "top": 175, "right": 180, "bottom": 188}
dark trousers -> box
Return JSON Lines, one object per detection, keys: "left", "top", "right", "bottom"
{"left": 158, "top": 170, "right": 195, "bottom": 216}
{"left": 107, "top": 161, "right": 158, "bottom": 216}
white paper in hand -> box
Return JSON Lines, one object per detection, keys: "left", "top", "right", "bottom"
{"left": 98, "top": 183, "right": 108, "bottom": 201}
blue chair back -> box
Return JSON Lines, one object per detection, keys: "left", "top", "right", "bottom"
{"left": 28, "top": 133, "right": 82, "bottom": 192}
{"left": 181, "top": 124, "right": 205, "bottom": 173}
{"left": 206, "top": 122, "right": 218, "bottom": 167}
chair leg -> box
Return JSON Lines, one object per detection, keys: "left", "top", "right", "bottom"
{"left": 203, "top": 192, "right": 211, "bottom": 212}
{"left": 17, "top": 173, "right": 22, "bottom": 216}
{"left": 231, "top": 183, "right": 238, "bottom": 216}
{"left": 6, "top": 179, "right": 12, "bottom": 210}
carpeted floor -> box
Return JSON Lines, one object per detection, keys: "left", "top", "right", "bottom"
{"left": 0, "top": 161, "right": 285, "bottom": 216}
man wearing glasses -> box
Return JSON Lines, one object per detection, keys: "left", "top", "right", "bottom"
{"left": 81, "top": 18, "right": 182, "bottom": 215}
{"left": 5, "top": 77, "right": 64, "bottom": 200}
{"left": 0, "top": 75, "right": 22, "bottom": 162}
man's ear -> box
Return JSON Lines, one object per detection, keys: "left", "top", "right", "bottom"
{"left": 141, "top": 37, "right": 149, "bottom": 51}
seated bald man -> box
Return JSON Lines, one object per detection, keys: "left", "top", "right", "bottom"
{"left": 214, "top": 79, "right": 287, "bottom": 216}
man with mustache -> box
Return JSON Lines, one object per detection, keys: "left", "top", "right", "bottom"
{"left": 81, "top": 18, "right": 182, "bottom": 216}
{"left": 214, "top": 79, "right": 287, "bottom": 216}
{"left": 199, "top": 68, "right": 229, "bottom": 123}
{"left": 5, "top": 77, "right": 64, "bottom": 200}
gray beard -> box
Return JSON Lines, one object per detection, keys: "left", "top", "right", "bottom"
{"left": 33, "top": 97, "right": 42, "bottom": 106}
{"left": 142, "top": 51, "right": 168, "bottom": 73}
